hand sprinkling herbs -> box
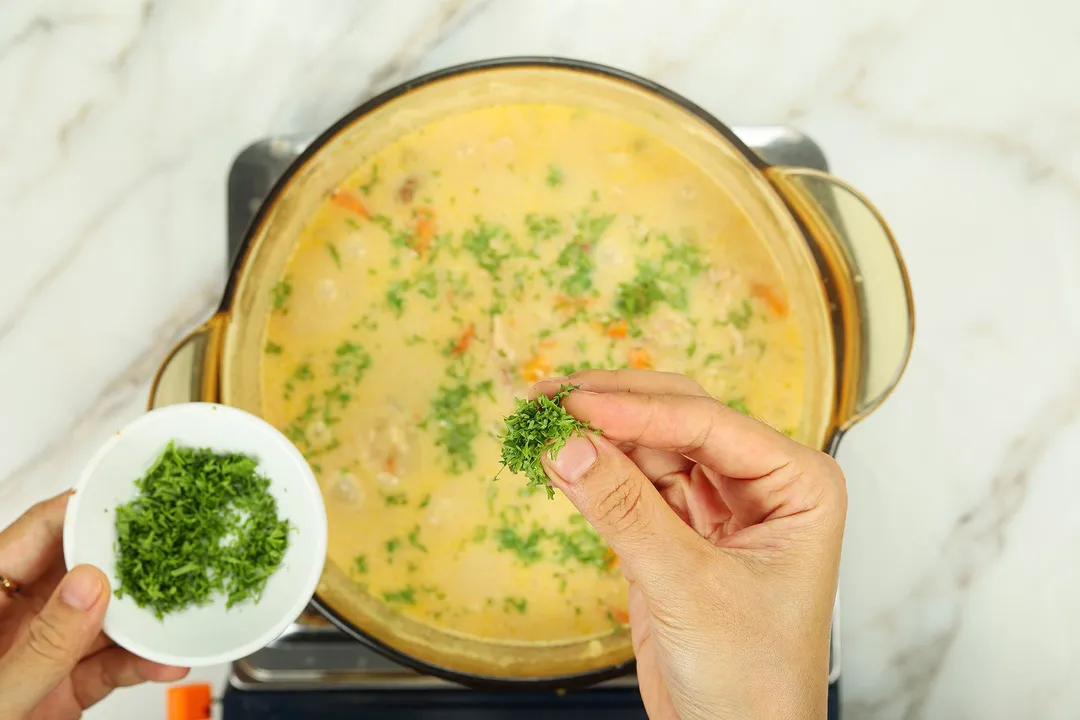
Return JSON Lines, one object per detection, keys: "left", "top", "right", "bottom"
{"left": 495, "top": 384, "right": 600, "bottom": 499}
{"left": 113, "top": 442, "right": 292, "bottom": 619}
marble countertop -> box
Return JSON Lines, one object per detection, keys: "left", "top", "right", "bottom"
{"left": 2, "top": 1, "right": 1078, "bottom": 718}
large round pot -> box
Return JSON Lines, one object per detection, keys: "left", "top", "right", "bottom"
{"left": 150, "top": 58, "right": 914, "bottom": 689}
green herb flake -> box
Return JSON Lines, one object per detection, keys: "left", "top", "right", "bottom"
{"left": 504, "top": 596, "right": 528, "bottom": 614}
{"left": 113, "top": 442, "right": 292, "bottom": 619}
{"left": 524, "top": 213, "right": 563, "bottom": 241}
{"left": 546, "top": 165, "right": 564, "bottom": 187}
{"left": 271, "top": 276, "right": 293, "bottom": 314}
{"left": 493, "top": 524, "right": 545, "bottom": 564}
{"left": 415, "top": 271, "right": 438, "bottom": 299}
{"left": 418, "top": 493, "right": 432, "bottom": 509}
{"left": 330, "top": 341, "right": 372, "bottom": 384}
{"left": 425, "top": 363, "right": 494, "bottom": 474}
{"left": 386, "top": 280, "right": 410, "bottom": 317}
{"left": 353, "top": 555, "right": 368, "bottom": 575}
{"left": 717, "top": 298, "right": 753, "bottom": 330}
{"left": 383, "top": 492, "right": 408, "bottom": 506}
{"left": 265, "top": 341, "right": 284, "bottom": 355}
{"left": 326, "top": 242, "right": 343, "bottom": 269}
{"left": 359, "top": 164, "right": 380, "bottom": 196}
{"left": 495, "top": 385, "right": 599, "bottom": 499}
{"left": 382, "top": 586, "right": 416, "bottom": 605}
{"left": 556, "top": 210, "right": 614, "bottom": 297}
{"left": 461, "top": 218, "right": 513, "bottom": 277}
{"left": 726, "top": 398, "right": 750, "bottom": 415}
{"left": 407, "top": 524, "right": 429, "bottom": 553}
{"left": 613, "top": 236, "right": 706, "bottom": 321}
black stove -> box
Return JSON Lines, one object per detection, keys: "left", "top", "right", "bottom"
{"left": 221, "top": 128, "right": 840, "bottom": 720}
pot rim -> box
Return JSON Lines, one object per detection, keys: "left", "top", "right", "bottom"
{"left": 220, "top": 56, "right": 807, "bottom": 690}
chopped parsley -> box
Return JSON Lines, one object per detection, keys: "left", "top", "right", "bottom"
{"left": 492, "top": 523, "right": 545, "bottom": 565}
{"left": 407, "top": 524, "right": 428, "bottom": 553}
{"left": 718, "top": 298, "right": 754, "bottom": 330}
{"left": 548, "top": 515, "right": 610, "bottom": 570}
{"left": 330, "top": 341, "right": 372, "bottom": 384}
{"left": 113, "top": 442, "right": 292, "bottom": 619}
{"left": 461, "top": 218, "right": 513, "bottom": 277}
{"left": 326, "top": 242, "right": 342, "bottom": 269}
{"left": 382, "top": 492, "right": 408, "bottom": 506}
{"left": 613, "top": 234, "right": 706, "bottom": 321}
{"left": 504, "top": 596, "right": 528, "bottom": 614}
{"left": 726, "top": 398, "right": 750, "bottom": 415}
{"left": 556, "top": 210, "right": 614, "bottom": 297}
{"left": 525, "top": 213, "right": 563, "bottom": 241}
{"left": 265, "top": 341, "right": 283, "bottom": 355}
{"left": 353, "top": 555, "right": 368, "bottom": 575}
{"left": 359, "top": 164, "right": 380, "bottom": 196}
{"left": 283, "top": 362, "right": 314, "bottom": 399}
{"left": 424, "top": 360, "right": 495, "bottom": 474}
{"left": 415, "top": 270, "right": 438, "bottom": 299}
{"left": 546, "top": 165, "right": 564, "bottom": 187}
{"left": 386, "top": 280, "right": 409, "bottom": 316}
{"left": 271, "top": 276, "right": 292, "bottom": 314}
{"left": 495, "top": 384, "right": 599, "bottom": 499}
{"left": 382, "top": 586, "right": 416, "bottom": 605}
{"left": 555, "top": 360, "right": 596, "bottom": 376}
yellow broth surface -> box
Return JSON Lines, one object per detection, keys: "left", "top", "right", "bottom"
{"left": 262, "top": 105, "right": 805, "bottom": 644}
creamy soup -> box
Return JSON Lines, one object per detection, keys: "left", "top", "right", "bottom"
{"left": 262, "top": 105, "right": 804, "bottom": 644}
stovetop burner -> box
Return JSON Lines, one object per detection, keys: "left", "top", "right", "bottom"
{"left": 222, "top": 126, "right": 840, "bottom": 718}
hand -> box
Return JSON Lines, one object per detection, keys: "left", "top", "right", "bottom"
{"left": 0, "top": 492, "right": 189, "bottom": 719}
{"left": 535, "top": 370, "right": 845, "bottom": 720}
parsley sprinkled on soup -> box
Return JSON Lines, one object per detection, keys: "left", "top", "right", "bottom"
{"left": 261, "top": 104, "right": 805, "bottom": 643}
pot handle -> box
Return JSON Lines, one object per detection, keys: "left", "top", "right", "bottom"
{"left": 765, "top": 167, "right": 914, "bottom": 433}
{"left": 148, "top": 313, "right": 228, "bottom": 410}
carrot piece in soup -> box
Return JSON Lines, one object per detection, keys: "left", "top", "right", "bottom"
{"left": 520, "top": 353, "right": 553, "bottom": 382}
{"left": 601, "top": 317, "right": 628, "bottom": 339}
{"left": 414, "top": 207, "right": 436, "bottom": 254}
{"left": 628, "top": 347, "right": 653, "bottom": 370}
{"left": 330, "top": 188, "right": 371, "bottom": 218}
{"left": 751, "top": 283, "right": 788, "bottom": 318}
{"left": 450, "top": 323, "right": 476, "bottom": 355}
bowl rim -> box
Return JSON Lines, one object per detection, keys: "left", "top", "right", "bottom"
{"left": 62, "top": 402, "right": 328, "bottom": 667}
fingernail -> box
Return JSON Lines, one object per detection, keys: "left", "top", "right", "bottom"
{"left": 60, "top": 566, "right": 103, "bottom": 611}
{"left": 541, "top": 375, "right": 570, "bottom": 384}
{"left": 550, "top": 436, "right": 597, "bottom": 483}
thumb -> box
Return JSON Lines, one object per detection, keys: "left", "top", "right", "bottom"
{"left": 542, "top": 433, "right": 701, "bottom": 587}
{"left": 0, "top": 565, "right": 109, "bottom": 718}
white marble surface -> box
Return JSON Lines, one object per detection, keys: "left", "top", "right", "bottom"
{"left": 1, "top": 0, "right": 1078, "bottom": 718}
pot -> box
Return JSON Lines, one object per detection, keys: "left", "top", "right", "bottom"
{"left": 150, "top": 58, "right": 914, "bottom": 688}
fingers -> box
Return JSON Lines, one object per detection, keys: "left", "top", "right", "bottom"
{"left": 70, "top": 647, "right": 189, "bottom": 711}
{"left": 561, "top": 390, "right": 799, "bottom": 481}
{"left": 0, "top": 491, "right": 71, "bottom": 596}
{"left": 0, "top": 565, "right": 109, "bottom": 719}
{"left": 541, "top": 433, "right": 704, "bottom": 588}
{"left": 531, "top": 368, "right": 709, "bottom": 400}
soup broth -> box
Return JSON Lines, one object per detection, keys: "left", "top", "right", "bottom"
{"left": 262, "top": 104, "right": 805, "bottom": 644}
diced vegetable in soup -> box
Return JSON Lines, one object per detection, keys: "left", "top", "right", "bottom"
{"left": 262, "top": 105, "right": 805, "bottom": 644}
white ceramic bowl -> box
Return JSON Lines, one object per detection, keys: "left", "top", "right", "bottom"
{"left": 63, "top": 402, "right": 327, "bottom": 667}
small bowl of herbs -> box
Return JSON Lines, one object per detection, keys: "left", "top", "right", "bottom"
{"left": 63, "top": 403, "right": 327, "bottom": 667}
